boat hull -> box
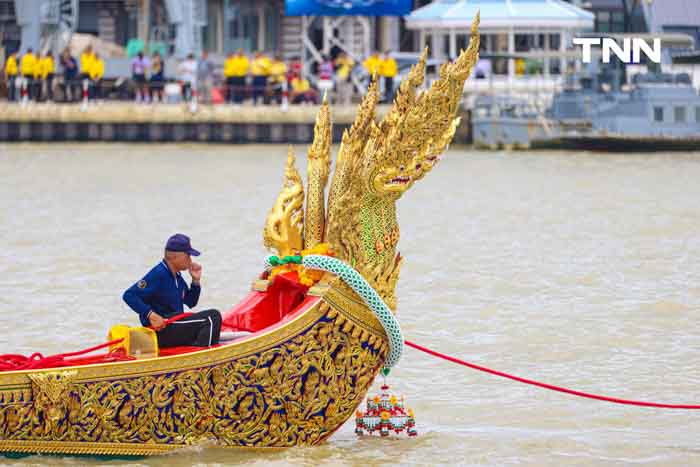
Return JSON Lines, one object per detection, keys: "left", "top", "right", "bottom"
{"left": 555, "top": 135, "right": 700, "bottom": 152}
{"left": 0, "top": 279, "right": 388, "bottom": 456}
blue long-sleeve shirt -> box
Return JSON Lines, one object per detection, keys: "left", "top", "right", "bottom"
{"left": 123, "top": 260, "right": 201, "bottom": 326}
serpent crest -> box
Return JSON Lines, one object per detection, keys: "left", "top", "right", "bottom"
{"left": 264, "top": 14, "right": 480, "bottom": 311}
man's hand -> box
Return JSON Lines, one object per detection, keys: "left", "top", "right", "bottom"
{"left": 189, "top": 262, "right": 202, "bottom": 284}
{"left": 148, "top": 312, "right": 166, "bottom": 331}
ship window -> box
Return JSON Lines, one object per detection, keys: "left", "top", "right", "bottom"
{"left": 653, "top": 107, "right": 664, "bottom": 122}
{"left": 674, "top": 107, "right": 687, "bottom": 123}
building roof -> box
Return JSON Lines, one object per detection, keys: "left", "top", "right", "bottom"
{"left": 406, "top": 0, "right": 595, "bottom": 30}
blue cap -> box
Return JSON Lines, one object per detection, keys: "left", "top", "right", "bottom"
{"left": 165, "top": 233, "right": 200, "bottom": 256}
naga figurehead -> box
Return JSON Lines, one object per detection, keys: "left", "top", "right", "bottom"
{"left": 264, "top": 13, "right": 480, "bottom": 310}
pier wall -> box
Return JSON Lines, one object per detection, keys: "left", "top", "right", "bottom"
{"left": 0, "top": 103, "right": 473, "bottom": 144}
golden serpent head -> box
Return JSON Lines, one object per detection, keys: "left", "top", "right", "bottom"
{"left": 364, "top": 13, "right": 479, "bottom": 199}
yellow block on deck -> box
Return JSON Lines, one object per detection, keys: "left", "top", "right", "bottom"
{"left": 108, "top": 325, "right": 159, "bottom": 359}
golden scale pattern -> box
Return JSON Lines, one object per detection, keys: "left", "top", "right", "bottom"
{"left": 304, "top": 97, "right": 332, "bottom": 250}
{"left": 323, "top": 14, "right": 479, "bottom": 310}
{"left": 263, "top": 147, "right": 305, "bottom": 257}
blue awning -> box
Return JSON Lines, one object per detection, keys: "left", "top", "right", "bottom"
{"left": 406, "top": 0, "right": 594, "bottom": 30}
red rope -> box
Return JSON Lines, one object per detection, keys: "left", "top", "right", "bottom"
{"left": 145, "top": 312, "right": 194, "bottom": 330}
{"left": 405, "top": 340, "right": 700, "bottom": 409}
{"left": 163, "top": 312, "right": 193, "bottom": 325}
{"left": 0, "top": 338, "right": 133, "bottom": 372}
{"left": 0, "top": 314, "right": 198, "bottom": 372}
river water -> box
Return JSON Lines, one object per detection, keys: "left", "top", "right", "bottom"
{"left": 1, "top": 143, "right": 700, "bottom": 466}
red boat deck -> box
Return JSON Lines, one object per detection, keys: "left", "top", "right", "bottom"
{"left": 0, "top": 272, "right": 320, "bottom": 370}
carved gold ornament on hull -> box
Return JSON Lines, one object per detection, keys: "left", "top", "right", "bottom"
{"left": 0, "top": 299, "right": 387, "bottom": 455}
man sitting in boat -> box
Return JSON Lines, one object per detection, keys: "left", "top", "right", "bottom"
{"left": 123, "top": 233, "right": 222, "bottom": 347}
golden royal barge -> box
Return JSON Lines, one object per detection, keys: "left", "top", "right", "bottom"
{"left": 0, "top": 15, "right": 479, "bottom": 457}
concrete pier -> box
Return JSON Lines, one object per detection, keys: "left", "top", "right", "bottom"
{"left": 0, "top": 102, "right": 472, "bottom": 144}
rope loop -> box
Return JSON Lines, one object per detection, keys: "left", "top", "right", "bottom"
{"left": 303, "top": 254, "right": 403, "bottom": 371}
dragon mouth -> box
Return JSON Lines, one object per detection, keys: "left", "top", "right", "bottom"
{"left": 389, "top": 176, "right": 411, "bottom": 185}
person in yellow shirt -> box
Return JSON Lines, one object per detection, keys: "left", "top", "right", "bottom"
{"left": 268, "top": 55, "right": 287, "bottom": 104}
{"left": 89, "top": 52, "right": 105, "bottom": 100}
{"left": 335, "top": 52, "right": 355, "bottom": 105}
{"left": 4, "top": 51, "right": 18, "bottom": 101}
{"left": 222, "top": 51, "right": 235, "bottom": 102}
{"left": 36, "top": 51, "right": 55, "bottom": 101}
{"left": 223, "top": 49, "right": 249, "bottom": 103}
{"left": 363, "top": 52, "right": 380, "bottom": 77}
{"left": 80, "top": 45, "right": 94, "bottom": 81}
{"left": 20, "top": 48, "right": 37, "bottom": 100}
{"left": 379, "top": 50, "right": 397, "bottom": 103}
{"left": 290, "top": 74, "right": 319, "bottom": 105}
{"left": 250, "top": 52, "right": 271, "bottom": 105}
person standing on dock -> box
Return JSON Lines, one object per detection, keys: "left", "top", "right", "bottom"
{"left": 3, "top": 50, "right": 18, "bottom": 101}
{"left": 363, "top": 52, "right": 381, "bottom": 77}
{"left": 251, "top": 52, "right": 271, "bottom": 105}
{"left": 38, "top": 51, "right": 55, "bottom": 101}
{"left": 269, "top": 55, "right": 287, "bottom": 104}
{"left": 78, "top": 45, "right": 95, "bottom": 99}
{"left": 20, "top": 48, "right": 37, "bottom": 100}
{"left": 150, "top": 52, "right": 165, "bottom": 103}
{"left": 379, "top": 51, "right": 397, "bottom": 103}
{"left": 335, "top": 52, "right": 355, "bottom": 105}
{"left": 131, "top": 52, "right": 150, "bottom": 103}
{"left": 123, "top": 234, "right": 222, "bottom": 348}
{"left": 178, "top": 54, "right": 197, "bottom": 102}
{"left": 317, "top": 55, "right": 334, "bottom": 101}
{"left": 223, "top": 51, "right": 235, "bottom": 103}
{"left": 197, "top": 51, "right": 214, "bottom": 104}
{"left": 89, "top": 53, "right": 104, "bottom": 101}
{"left": 223, "top": 49, "right": 249, "bottom": 104}
{"left": 79, "top": 45, "right": 95, "bottom": 90}
{"left": 60, "top": 49, "right": 78, "bottom": 102}
{"left": 363, "top": 51, "right": 381, "bottom": 98}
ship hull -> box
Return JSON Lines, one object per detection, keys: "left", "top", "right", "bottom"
{"left": 554, "top": 135, "right": 700, "bottom": 152}
{"left": 0, "top": 279, "right": 388, "bottom": 456}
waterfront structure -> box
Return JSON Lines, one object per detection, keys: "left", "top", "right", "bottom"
{"left": 471, "top": 46, "right": 700, "bottom": 151}
{"left": 0, "top": 0, "right": 402, "bottom": 60}
{"left": 405, "top": 0, "right": 594, "bottom": 91}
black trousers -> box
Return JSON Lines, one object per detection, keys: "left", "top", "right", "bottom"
{"left": 230, "top": 76, "right": 245, "bottom": 103}
{"left": 90, "top": 79, "right": 101, "bottom": 100}
{"left": 384, "top": 77, "right": 394, "bottom": 102}
{"left": 7, "top": 76, "right": 16, "bottom": 101}
{"left": 252, "top": 76, "right": 267, "bottom": 104}
{"left": 157, "top": 309, "right": 222, "bottom": 348}
{"left": 45, "top": 74, "right": 54, "bottom": 101}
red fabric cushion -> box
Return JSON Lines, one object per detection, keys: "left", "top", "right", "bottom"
{"left": 221, "top": 272, "right": 309, "bottom": 333}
